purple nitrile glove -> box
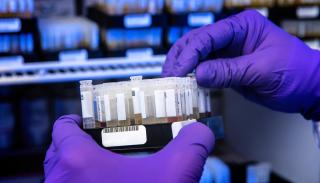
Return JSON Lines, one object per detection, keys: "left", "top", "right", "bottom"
{"left": 162, "top": 10, "right": 320, "bottom": 121}
{"left": 44, "top": 114, "right": 215, "bottom": 183}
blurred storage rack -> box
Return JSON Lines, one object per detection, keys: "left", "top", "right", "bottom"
{"left": 0, "top": 55, "right": 165, "bottom": 85}
{"left": 0, "top": 0, "right": 319, "bottom": 182}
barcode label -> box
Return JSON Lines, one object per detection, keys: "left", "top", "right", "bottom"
{"left": 101, "top": 125, "right": 147, "bottom": 147}
{"left": 103, "top": 125, "right": 139, "bottom": 133}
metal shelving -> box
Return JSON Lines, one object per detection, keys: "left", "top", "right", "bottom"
{"left": 0, "top": 55, "right": 165, "bottom": 85}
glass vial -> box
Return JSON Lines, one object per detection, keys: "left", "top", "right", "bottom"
{"left": 80, "top": 80, "right": 95, "bottom": 129}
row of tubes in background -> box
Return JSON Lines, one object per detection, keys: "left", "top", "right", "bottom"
{"left": 1, "top": 18, "right": 318, "bottom": 54}
{"left": 37, "top": 19, "right": 320, "bottom": 51}
{"left": 225, "top": 0, "right": 320, "bottom": 7}
{"left": 89, "top": 0, "right": 223, "bottom": 15}
{"left": 80, "top": 76, "right": 212, "bottom": 129}
{"left": 38, "top": 17, "right": 99, "bottom": 52}
{"left": 0, "top": 0, "right": 34, "bottom": 18}
{"left": 0, "top": 33, "right": 33, "bottom": 53}
{"left": 2, "top": 0, "right": 320, "bottom": 55}
{"left": 89, "top": 0, "right": 320, "bottom": 14}
{"left": 1, "top": 0, "right": 317, "bottom": 18}
{"left": 37, "top": 20, "right": 187, "bottom": 52}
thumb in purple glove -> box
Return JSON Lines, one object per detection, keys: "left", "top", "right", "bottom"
{"left": 162, "top": 10, "right": 320, "bottom": 121}
{"left": 44, "top": 114, "right": 215, "bottom": 183}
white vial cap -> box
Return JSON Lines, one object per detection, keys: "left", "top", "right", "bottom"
{"left": 130, "top": 75, "right": 143, "bottom": 81}
{"left": 80, "top": 80, "right": 92, "bottom": 85}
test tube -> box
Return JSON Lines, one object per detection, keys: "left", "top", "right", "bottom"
{"left": 26, "top": 34, "right": 33, "bottom": 52}
{"left": 116, "top": 82, "right": 131, "bottom": 126}
{"left": 26, "top": 0, "right": 34, "bottom": 16}
{"left": 164, "top": 81, "right": 178, "bottom": 122}
{"left": 80, "top": 80, "right": 95, "bottom": 129}
{"left": 164, "top": 78, "right": 182, "bottom": 122}
{"left": 0, "top": 36, "right": 3, "bottom": 53}
{"left": 8, "top": 0, "right": 17, "bottom": 14}
{"left": 18, "top": 0, "right": 25, "bottom": 17}
{"left": 143, "top": 80, "right": 157, "bottom": 125}
{"left": 184, "top": 77, "right": 194, "bottom": 119}
{"left": 93, "top": 84, "right": 106, "bottom": 128}
{"left": 198, "top": 87, "right": 207, "bottom": 119}
{"left": 80, "top": 75, "right": 214, "bottom": 128}
{"left": 190, "top": 77, "right": 199, "bottom": 119}
{"left": 106, "top": 84, "right": 119, "bottom": 127}
{"left": 179, "top": 78, "right": 188, "bottom": 120}
{"left": 205, "top": 89, "right": 212, "bottom": 117}
{"left": 157, "top": 0, "right": 164, "bottom": 13}
{"left": 101, "top": 83, "right": 112, "bottom": 127}
{"left": 130, "top": 76, "right": 144, "bottom": 125}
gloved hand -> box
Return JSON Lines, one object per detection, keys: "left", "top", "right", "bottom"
{"left": 162, "top": 10, "right": 320, "bottom": 121}
{"left": 44, "top": 115, "right": 215, "bottom": 183}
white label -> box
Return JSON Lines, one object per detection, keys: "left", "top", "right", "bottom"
{"left": 205, "top": 90, "right": 212, "bottom": 112}
{"left": 305, "top": 40, "right": 320, "bottom": 50}
{"left": 255, "top": 8, "right": 269, "bottom": 17}
{"left": 139, "top": 91, "right": 147, "bottom": 118}
{"left": 96, "top": 96, "right": 104, "bottom": 122}
{"left": 104, "top": 95, "right": 111, "bottom": 121}
{"left": 180, "top": 89, "right": 186, "bottom": 116}
{"left": 81, "top": 91, "right": 94, "bottom": 118}
{"left": 59, "top": 49, "right": 88, "bottom": 62}
{"left": 188, "top": 12, "right": 214, "bottom": 27}
{"left": 0, "top": 18, "right": 21, "bottom": 33}
{"left": 116, "top": 93, "right": 126, "bottom": 120}
{"left": 185, "top": 89, "right": 193, "bottom": 115}
{"left": 297, "top": 6, "right": 319, "bottom": 19}
{"left": 124, "top": 13, "right": 152, "bottom": 28}
{"left": 0, "top": 56, "right": 23, "bottom": 65}
{"left": 171, "top": 120, "right": 196, "bottom": 138}
{"left": 154, "top": 90, "right": 166, "bottom": 118}
{"left": 126, "top": 48, "right": 153, "bottom": 59}
{"left": 101, "top": 125, "right": 147, "bottom": 147}
{"left": 198, "top": 89, "right": 206, "bottom": 113}
{"left": 132, "top": 88, "right": 141, "bottom": 114}
{"left": 177, "top": 90, "right": 182, "bottom": 116}
{"left": 165, "top": 89, "right": 177, "bottom": 117}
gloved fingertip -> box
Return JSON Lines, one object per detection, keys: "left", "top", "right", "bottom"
{"left": 55, "top": 114, "right": 82, "bottom": 127}
{"left": 177, "top": 122, "right": 215, "bottom": 154}
{"left": 52, "top": 114, "right": 92, "bottom": 149}
{"left": 195, "top": 62, "right": 216, "bottom": 88}
{"left": 161, "top": 70, "right": 171, "bottom": 77}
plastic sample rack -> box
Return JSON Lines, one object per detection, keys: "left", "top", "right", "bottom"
{"left": 85, "top": 116, "right": 224, "bottom": 152}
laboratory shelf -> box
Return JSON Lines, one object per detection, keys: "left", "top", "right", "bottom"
{"left": 87, "top": 6, "right": 166, "bottom": 29}
{"left": 0, "top": 55, "right": 165, "bottom": 86}
{"left": 106, "top": 47, "right": 166, "bottom": 57}
{"left": 39, "top": 49, "right": 105, "bottom": 62}
{"left": 0, "top": 53, "right": 39, "bottom": 63}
